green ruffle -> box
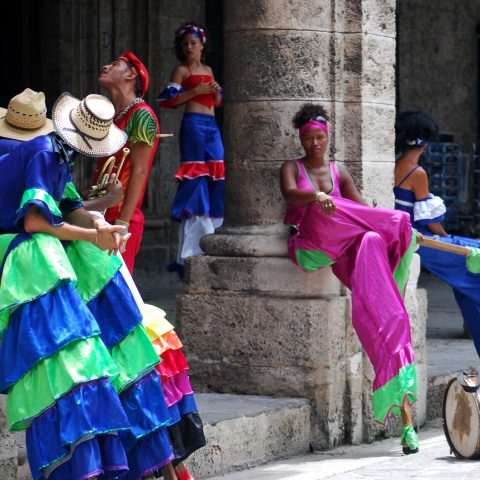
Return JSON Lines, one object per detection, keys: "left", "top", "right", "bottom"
{"left": 7, "top": 336, "right": 119, "bottom": 431}
{"left": 394, "top": 229, "right": 417, "bottom": 295}
{"left": 18, "top": 188, "right": 61, "bottom": 217}
{"left": 371, "top": 363, "right": 418, "bottom": 425}
{"left": 0, "top": 234, "right": 17, "bottom": 264}
{"left": 110, "top": 324, "right": 160, "bottom": 393}
{"left": 65, "top": 240, "right": 122, "bottom": 303}
{"left": 295, "top": 249, "right": 335, "bottom": 272}
{"left": 61, "top": 182, "right": 83, "bottom": 202}
{"left": 467, "top": 247, "right": 480, "bottom": 274}
{"left": 0, "top": 234, "right": 76, "bottom": 334}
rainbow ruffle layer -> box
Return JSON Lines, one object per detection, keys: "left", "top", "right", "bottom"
{"left": 142, "top": 303, "right": 206, "bottom": 463}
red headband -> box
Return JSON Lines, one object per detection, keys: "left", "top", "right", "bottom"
{"left": 119, "top": 51, "right": 149, "bottom": 94}
{"left": 299, "top": 119, "right": 329, "bottom": 138}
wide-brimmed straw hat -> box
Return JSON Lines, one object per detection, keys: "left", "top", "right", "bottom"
{"left": 0, "top": 89, "right": 54, "bottom": 141}
{"left": 52, "top": 92, "right": 127, "bottom": 157}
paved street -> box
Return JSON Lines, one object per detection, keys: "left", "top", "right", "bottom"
{"left": 208, "top": 422, "right": 479, "bottom": 480}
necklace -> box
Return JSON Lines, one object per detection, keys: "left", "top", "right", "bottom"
{"left": 115, "top": 97, "right": 142, "bottom": 121}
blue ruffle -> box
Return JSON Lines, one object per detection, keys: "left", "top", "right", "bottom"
{"left": 16, "top": 199, "right": 64, "bottom": 229}
{"left": 27, "top": 378, "right": 130, "bottom": 480}
{"left": 42, "top": 434, "right": 128, "bottom": 480}
{"left": 123, "top": 427, "right": 174, "bottom": 480}
{"left": 156, "top": 83, "right": 184, "bottom": 103}
{"left": 171, "top": 177, "right": 224, "bottom": 220}
{"left": 0, "top": 282, "right": 100, "bottom": 393}
{"left": 166, "top": 393, "right": 198, "bottom": 426}
{"left": 87, "top": 271, "right": 143, "bottom": 349}
{"left": 119, "top": 371, "right": 172, "bottom": 449}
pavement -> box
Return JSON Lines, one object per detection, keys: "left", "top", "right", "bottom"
{"left": 206, "top": 421, "right": 479, "bottom": 480}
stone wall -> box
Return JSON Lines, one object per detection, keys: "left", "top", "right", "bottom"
{"left": 398, "top": 0, "right": 480, "bottom": 147}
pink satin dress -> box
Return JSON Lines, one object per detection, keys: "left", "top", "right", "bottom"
{"left": 285, "top": 159, "right": 417, "bottom": 425}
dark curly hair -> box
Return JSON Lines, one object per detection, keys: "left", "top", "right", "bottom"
{"left": 395, "top": 110, "right": 438, "bottom": 154}
{"left": 174, "top": 21, "right": 210, "bottom": 62}
{"left": 292, "top": 103, "right": 329, "bottom": 129}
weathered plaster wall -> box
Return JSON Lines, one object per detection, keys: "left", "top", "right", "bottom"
{"left": 398, "top": 0, "right": 480, "bottom": 146}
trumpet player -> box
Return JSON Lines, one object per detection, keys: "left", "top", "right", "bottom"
{"left": 86, "top": 51, "right": 159, "bottom": 274}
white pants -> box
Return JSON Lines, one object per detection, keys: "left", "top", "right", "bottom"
{"left": 177, "top": 216, "right": 223, "bottom": 265}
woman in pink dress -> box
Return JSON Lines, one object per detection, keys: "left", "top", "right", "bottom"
{"left": 281, "top": 103, "right": 420, "bottom": 454}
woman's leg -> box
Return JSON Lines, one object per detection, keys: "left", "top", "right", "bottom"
{"left": 161, "top": 462, "right": 177, "bottom": 480}
{"left": 333, "top": 231, "right": 417, "bottom": 426}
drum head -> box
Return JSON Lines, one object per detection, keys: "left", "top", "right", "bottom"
{"left": 443, "top": 377, "right": 480, "bottom": 459}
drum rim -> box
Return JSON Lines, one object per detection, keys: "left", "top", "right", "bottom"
{"left": 442, "top": 376, "right": 480, "bottom": 459}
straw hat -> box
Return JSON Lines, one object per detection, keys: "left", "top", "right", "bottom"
{"left": 52, "top": 92, "right": 127, "bottom": 157}
{"left": 0, "top": 89, "right": 54, "bottom": 141}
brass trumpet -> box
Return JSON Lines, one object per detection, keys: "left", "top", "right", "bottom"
{"left": 87, "top": 147, "right": 130, "bottom": 199}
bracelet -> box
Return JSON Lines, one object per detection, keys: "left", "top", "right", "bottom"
{"left": 315, "top": 191, "right": 324, "bottom": 203}
{"left": 115, "top": 219, "right": 130, "bottom": 227}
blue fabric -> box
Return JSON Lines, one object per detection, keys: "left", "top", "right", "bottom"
{"left": 171, "top": 112, "right": 224, "bottom": 221}
{"left": 0, "top": 138, "right": 22, "bottom": 155}
{"left": 172, "top": 176, "right": 224, "bottom": 220}
{"left": 166, "top": 393, "right": 199, "bottom": 427}
{"left": 156, "top": 83, "right": 185, "bottom": 103}
{"left": 39, "top": 434, "right": 129, "bottom": 480}
{"left": 179, "top": 112, "right": 224, "bottom": 163}
{"left": 0, "top": 282, "right": 100, "bottom": 393}
{"left": 119, "top": 371, "right": 172, "bottom": 447}
{"left": 27, "top": 378, "right": 129, "bottom": 480}
{"left": 87, "top": 271, "right": 143, "bottom": 349}
{"left": 394, "top": 187, "right": 480, "bottom": 357}
{"left": 417, "top": 233, "right": 480, "bottom": 356}
{"left": 123, "top": 426, "right": 173, "bottom": 480}
{"left": 0, "top": 134, "right": 72, "bottom": 232}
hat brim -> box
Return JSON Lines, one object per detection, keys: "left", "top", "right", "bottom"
{"left": 0, "top": 108, "right": 54, "bottom": 142}
{"left": 52, "top": 92, "right": 127, "bottom": 158}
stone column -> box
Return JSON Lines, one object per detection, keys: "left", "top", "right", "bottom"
{"left": 176, "top": 0, "right": 426, "bottom": 448}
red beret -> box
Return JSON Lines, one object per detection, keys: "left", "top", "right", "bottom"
{"left": 119, "top": 51, "right": 149, "bottom": 95}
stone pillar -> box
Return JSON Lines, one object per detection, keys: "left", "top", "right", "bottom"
{"left": 176, "top": 0, "right": 426, "bottom": 448}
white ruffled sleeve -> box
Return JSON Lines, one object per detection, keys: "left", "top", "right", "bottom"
{"left": 413, "top": 194, "right": 446, "bottom": 225}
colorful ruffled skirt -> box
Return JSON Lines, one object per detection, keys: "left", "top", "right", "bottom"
{"left": 285, "top": 197, "right": 418, "bottom": 425}
{"left": 0, "top": 233, "right": 174, "bottom": 479}
{"left": 170, "top": 112, "right": 225, "bottom": 271}
{"left": 120, "top": 264, "right": 206, "bottom": 464}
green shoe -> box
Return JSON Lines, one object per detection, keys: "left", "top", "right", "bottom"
{"left": 401, "top": 426, "right": 419, "bottom": 455}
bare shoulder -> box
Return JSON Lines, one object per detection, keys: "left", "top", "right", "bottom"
{"left": 171, "top": 64, "right": 189, "bottom": 82}
{"left": 281, "top": 159, "right": 298, "bottom": 170}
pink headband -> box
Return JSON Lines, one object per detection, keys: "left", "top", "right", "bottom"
{"left": 299, "top": 119, "right": 329, "bottom": 138}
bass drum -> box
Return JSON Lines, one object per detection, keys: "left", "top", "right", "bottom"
{"left": 443, "top": 377, "right": 480, "bottom": 459}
